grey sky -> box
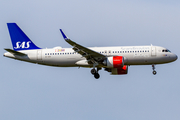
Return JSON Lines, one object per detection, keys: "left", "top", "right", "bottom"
{"left": 0, "top": 0, "right": 180, "bottom": 120}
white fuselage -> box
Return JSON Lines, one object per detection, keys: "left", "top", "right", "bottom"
{"left": 5, "top": 23, "right": 178, "bottom": 78}
{"left": 4, "top": 45, "right": 177, "bottom": 67}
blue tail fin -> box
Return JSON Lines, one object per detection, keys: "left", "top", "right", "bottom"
{"left": 7, "top": 23, "right": 41, "bottom": 51}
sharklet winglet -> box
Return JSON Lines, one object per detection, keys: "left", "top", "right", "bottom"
{"left": 60, "top": 29, "right": 69, "bottom": 40}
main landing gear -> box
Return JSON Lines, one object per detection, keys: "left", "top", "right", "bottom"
{"left": 91, "top": 68, "right": 101, "bottom": 79}
{"left": 152, "top": 64, "right": 157, "bottom": 75}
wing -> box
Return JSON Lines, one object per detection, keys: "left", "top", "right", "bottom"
{"left": 60, "top": 29, "right": 106, "bottom": 64}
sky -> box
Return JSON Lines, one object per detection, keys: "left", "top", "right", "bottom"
{"left": 0, "top": 0, "right": 180, "bottom": 120}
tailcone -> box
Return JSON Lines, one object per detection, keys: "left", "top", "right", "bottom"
{"left": 3, "top": 52, "right": 14, "bottom": 58}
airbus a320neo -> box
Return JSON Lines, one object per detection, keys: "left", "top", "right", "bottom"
{"left": 4, "top": 23, "right": 178, "bottom": 79}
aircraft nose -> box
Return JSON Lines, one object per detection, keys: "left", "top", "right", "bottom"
{"left": 175, "top": 54, "right": 178, "bottom": 60}
{"left": 172, "top": 54, "right": 178, "bottom": 61}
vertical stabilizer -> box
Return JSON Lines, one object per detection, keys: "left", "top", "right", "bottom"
{"left": 7, "top": 23, "right": 41, "bottom": 51}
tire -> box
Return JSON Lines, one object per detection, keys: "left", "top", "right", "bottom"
{"left": 153, "top": 71, "right": 157, "bottom": 75}
{"left": 94, "top": 73, "right": 100, "bottom": 79}
{"left": 91, "top": 69, "right": 96, "bottom": 75}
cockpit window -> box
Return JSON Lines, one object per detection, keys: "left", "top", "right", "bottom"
{"left": 162, "top": 49, "right": 171, "bottom": 52}
{"left": 167, "top": 49, "right": 171, "bottom": 52}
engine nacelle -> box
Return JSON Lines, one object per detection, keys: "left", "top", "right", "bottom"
{"left": 111, "top": 65, "right": 128, "bottom": 75}
{"left": 103, "top": 56, "right": 124, "bottom": 68}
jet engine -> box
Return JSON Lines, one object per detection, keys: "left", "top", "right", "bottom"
{"left": 104, "top": 65, "right": 128, "bottom": 75}
{"left": 103, "top": 56, "right": 128, "bottom": 75}
{"left": 103, "top": 56, "right": 124, "bottom": 68}
{"left": 111, "top": 65, "right": 128, "bottom": 75}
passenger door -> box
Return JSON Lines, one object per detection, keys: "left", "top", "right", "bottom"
{"left": 151, "top": 46, "right": 156, "bottom": 56}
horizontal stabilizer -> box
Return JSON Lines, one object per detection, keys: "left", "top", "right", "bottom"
{"left": 4, "top": 48, "right": 27, "bottom": 56}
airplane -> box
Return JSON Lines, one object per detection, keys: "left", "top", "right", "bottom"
{"left": 4, "top": 23, "right": 178, "bottom": 79}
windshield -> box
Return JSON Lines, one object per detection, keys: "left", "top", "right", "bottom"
{"left": 162, "top": 49, "right": 171, "bottom": 52}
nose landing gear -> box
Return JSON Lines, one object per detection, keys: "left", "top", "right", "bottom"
{"left": 152, "top": 65, "right": 157, "bottom": 75}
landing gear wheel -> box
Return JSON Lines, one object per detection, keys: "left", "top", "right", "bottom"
{"left": 91, "top": 68, "right": 96, "bottom": 75}
{"left": 153, "top": 70, "right": 157, "bottom": 75}
{"left": 94, "top": 73, "right": 100, "bottom": 79}
{"left": 91, "top": 67, "right": 101, "bottom": 79}
{"left": 152, "top": 65, "right": 157, "bottom": 75}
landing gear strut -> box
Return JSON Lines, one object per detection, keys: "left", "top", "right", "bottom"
{"left": 91, "top": 68, "right": 101, "bottom": 79}
{"left": 152, "top": 65, "right": 157, "bottom": 75}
